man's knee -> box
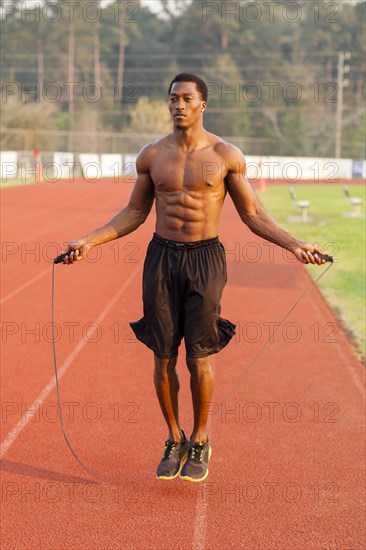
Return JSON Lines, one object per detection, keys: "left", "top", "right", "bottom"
{"left": 186, "top": 356, "right": 212, "bottom": 375}
{"left": 154, "top": 354, "right": 178, "bottom": 379}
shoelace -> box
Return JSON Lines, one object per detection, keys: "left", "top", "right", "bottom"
{"left": 162, "top": 440, "right": 176, "bottom": 460}
{"left": 189, "top": 443, "right": 205, "bottom": 463}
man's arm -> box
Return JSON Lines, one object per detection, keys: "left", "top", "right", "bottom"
{"left": 224, "top": 145, "right": 326, "bottom": 265}
{"left": 61, "top": 147, "right": 155, "bottom": 264}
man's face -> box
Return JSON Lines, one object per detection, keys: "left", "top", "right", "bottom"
{"left": 168, "top": 81, "right": 207, "bottom": 129}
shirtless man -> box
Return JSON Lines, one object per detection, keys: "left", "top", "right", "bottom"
{"left": 61, "top": 73, "right": 327, "bottom": 483}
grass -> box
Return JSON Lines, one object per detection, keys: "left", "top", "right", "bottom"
{"left": 260, "top": 184, "right": 366, "bottom": 358}
{"left": 0, "top": 173, "right": 82, "bottom": 188}
{"left": 1, "top": 176, "right": 38, "bottom": 188}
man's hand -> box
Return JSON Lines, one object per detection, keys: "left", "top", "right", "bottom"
{"left": 291, "top": 241, "right": 330, "bottom": 265}
{"left": 60, "top": 239, "right": 94, "bottom": 265}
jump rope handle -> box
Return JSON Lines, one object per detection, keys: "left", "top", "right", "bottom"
{"left": 313, "top": 252, "right": 333, "bottom": 263}
{"left": 54, "top": 252, "right": 72, "bottom": 264}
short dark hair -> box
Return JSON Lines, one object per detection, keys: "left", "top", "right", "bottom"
{"left": 168, "top": 73, "right": 208, "bottom": 102}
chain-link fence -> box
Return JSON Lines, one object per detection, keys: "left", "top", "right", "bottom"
{"left": 0, "top": 127, "right": 277, "bottom": 156}
{"left": 1, "top": 127, "right": 364, "bottom": 160}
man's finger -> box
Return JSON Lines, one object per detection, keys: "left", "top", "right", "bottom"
{"left": 307, "top": 252, "right": 316, "bottom": 265}
{"left": 313, "top": 253, "right": 323, "bottom": 265}
{"left": 314, "top": 252, "right": 326, "bottom": 264}
{"left": 302, "top": 251, "right": 314, "bottom": 264}
{"left": 301, "top": 251, "right": 309, "bottom": 263}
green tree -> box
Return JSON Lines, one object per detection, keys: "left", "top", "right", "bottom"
{"left": 127, "top": 96, "right": 171, "bottom": 133}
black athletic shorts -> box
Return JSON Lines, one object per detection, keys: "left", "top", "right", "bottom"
{"left": 130, "top": 233, "right": 236, "bottom": 359}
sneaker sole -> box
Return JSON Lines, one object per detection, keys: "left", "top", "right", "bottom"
{"left": 156, "top": 451, "right": 188, "bottom": 480}
{"left": 179, "top": 447, "right": 212, "bottom": 483}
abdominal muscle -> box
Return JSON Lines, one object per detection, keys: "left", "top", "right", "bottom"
{"left": 154, "top": 189, "right": 224, "bottom": 242}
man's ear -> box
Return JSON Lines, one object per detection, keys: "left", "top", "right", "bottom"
{"left": 201, "top": 101, "right": 207, "bottom": 112}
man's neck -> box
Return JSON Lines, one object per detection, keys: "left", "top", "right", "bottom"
{"left": 172, "top": 125, "right": 207, "bottom": 152}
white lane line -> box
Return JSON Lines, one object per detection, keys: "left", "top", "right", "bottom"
{"left": 309, "top": 297, "right": 365, "bottom": 401}
{"left": 0, "top": 264, "right": 141, "bottom": 459}
{"left": 192, "top": 356, "right": 216, "bottom": 550}
{"left": 0, "top": 197, "right": 129, "bottom": 305}
{"left": 10, "top": 212, "right": 88, "bottom": 242}
{"left": 2, "top": 195, "right": 121, "bottom": 243}
{"left": 0, "top": 267, "right": 49, "bottom": 305}
{"left": 1, "top": 195, "right": 88, "bottom": 227}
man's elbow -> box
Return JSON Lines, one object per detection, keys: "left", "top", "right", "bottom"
{"left": 240, "top": 204, "right": 260, "bottom": 225}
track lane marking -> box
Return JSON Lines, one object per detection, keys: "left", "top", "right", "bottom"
{"left": 308, "top": 296, "right": 365, "bottom": 401}
{"left": 192, "top": 356, "right": 215, "bottom": 550}
{"left": 0, "top": 264, "right": 141, "bottom": 459}
{"left": 1, "top": 196, "right": 127, "bottom": 305}
{"left": 0, "top": 267, "right": 49, "bottom": 305}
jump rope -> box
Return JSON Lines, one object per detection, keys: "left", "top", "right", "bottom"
{"left": 52, "top": 249, "right": 334, "bottom": 480}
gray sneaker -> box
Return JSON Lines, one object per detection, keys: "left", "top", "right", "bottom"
{"left": 179, "top": 439, "right": 212, "bottom": 482}
{"left": 156, "top": 430, "right": 189, "bottom": 480}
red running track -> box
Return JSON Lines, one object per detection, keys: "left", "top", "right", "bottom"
{"left": 1, "top": 180, "right": 365, "bottom": 550}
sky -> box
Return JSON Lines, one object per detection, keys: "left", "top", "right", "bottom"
{"left": 102, "top": 0, "right": 192, "bottom": 18}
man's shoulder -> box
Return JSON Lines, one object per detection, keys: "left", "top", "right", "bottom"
{"left": 210, "top": 134, "right": 245, "bottom": 165}
{"left": 136, "top": 134, "right": 172, "bottom": 171}
{"left": 139, "top": 134, "right": 172, "bottom": 155}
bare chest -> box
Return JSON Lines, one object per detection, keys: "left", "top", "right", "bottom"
{"left": 150, "top": 149, "right": 228, "bottom": 193}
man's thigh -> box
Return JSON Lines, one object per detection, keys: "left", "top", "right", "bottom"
{"left": 184, "top": 243, "right": 227, "bottom": 358}
{"left": 141, "top": 241, "right": 183, "bottom": 357}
